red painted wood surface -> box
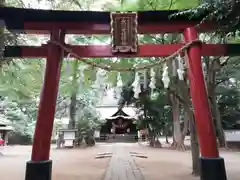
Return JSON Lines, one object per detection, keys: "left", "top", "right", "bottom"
{"left": 184, "top": 27, "right": 219, "bottom": 158}
{"left": 23, "top": 22, "right": 214, "bottom": 34}
{"left": 16, "top": 44, "right": 228, "bottom": 58}
{"left": 31, "top": 29, "right": 64, "bottom": 161}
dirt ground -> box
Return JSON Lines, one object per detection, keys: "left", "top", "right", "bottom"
{"left": 131, "top": 143, "right": 240, "bottom": 180}
{"left": 0, "top": 144, "right": 110, "bottom": 180}
{"left": 0, "top": 143, "right": 240, "bottom": 180}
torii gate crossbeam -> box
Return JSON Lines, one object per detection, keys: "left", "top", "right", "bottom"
{"left": 0, "top": 7, "right": 232, "bottom": 180}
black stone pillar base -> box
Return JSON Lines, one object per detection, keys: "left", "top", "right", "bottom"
{"left": 200, "top": 157, "right": 227, "bottom": 180}
{"left": 25, "top": 160, "right": 52, "bottom": 180}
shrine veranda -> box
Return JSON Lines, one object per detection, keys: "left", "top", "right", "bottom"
{"left": 1, "top": 7, "right": 240, "bottom": 180}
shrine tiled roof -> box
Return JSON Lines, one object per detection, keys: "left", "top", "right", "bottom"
{"left": 95, "top": 106, "right": 137, "bottom": 120}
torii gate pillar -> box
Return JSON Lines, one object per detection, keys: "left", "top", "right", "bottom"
{"left": 184, "top": 27, "right": 227, "bottom": 180}
{"left": 25, "top": 29, "right": 65, "bottom": 180}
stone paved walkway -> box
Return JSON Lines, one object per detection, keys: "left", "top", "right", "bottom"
{"left": 104, "top": 145, "right": 145, "bottom": 180}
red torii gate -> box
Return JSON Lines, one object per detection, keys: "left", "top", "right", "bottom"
{"left": 1, "top": 7, "right": 238, "bottom": 180}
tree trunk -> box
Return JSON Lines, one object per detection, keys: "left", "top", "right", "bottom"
{"left": 212, "top": 93, "right": 226, "bottom": 147}
{"left": 143, "top": 70, "right": 148, "bottom": 89}
{"left": 185, "top": 105, "right": 200, "bottom": 176}
{"left": 206, "top": 65, "right": 226, "bottom": 147}
{"left": 171, "top": 95, "right": 186, "bottom": 150}
{"left": 0, "top": 0, "right": 5, "bottom": 65}
{"left": 182, "top": 111, "right": 189, "bottom": 140}
{"left": 68, "top": 93, "right": 77, "bottom": 129}
{"left": 165, "top": 135, "right": 169, "bottom": 144}
{"left": 172, "top": 65, "right": 200, "bottom": 174}
{"left": 68, "top": 61, "right": 79, "bottom": 129}
{"left": 164, "top": 124, "right": 169, "bottom": 144}
{"left": 148, "top": 130, "right": 155, "bottom": 147}
{"left": 190, "top": 118, "right": 200, "bottom": 176}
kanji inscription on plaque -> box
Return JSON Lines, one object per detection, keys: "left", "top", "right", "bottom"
{"left": 110, "top": 12, "right": 138, "bottom": 53}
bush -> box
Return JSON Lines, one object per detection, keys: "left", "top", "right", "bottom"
{"left": 8, "top": 132, "right": 32, "bottom": 145}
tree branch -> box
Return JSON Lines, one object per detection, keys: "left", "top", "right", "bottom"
{"left": 168, "top": 88, "right": 187, "bottom": 105}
